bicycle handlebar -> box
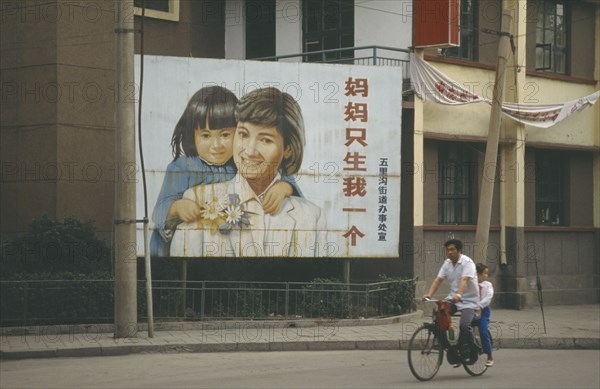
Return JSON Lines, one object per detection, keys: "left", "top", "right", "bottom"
{"left": 423, "top": 296, "right": 462, "bottom": 303}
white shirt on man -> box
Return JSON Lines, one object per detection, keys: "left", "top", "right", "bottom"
{"left": 437, "top": 254, "right": 479, "bottom": 310}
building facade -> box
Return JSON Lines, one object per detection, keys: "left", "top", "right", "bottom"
{"left": 1, "top": 0, "right": 598, "bottom": 307}
{"left": 1, "top": 0, "right": 225, "bottom": 240}
{"left": 411, "top": 0, "right": 599, "bottom": 307}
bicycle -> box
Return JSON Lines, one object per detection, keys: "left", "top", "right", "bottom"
{"left": 407, "top": 298, "right": 493, "bottom": 381}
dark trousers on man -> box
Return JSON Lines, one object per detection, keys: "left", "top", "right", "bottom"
{"left": 458, "top": 307, "right": 475, "bottom": 346}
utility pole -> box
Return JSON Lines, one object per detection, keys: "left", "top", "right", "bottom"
{"left": 474, "top": 8, "right": 513, "bottom": 263}
{"left": 114, "top": 0, "right": 137, "bottom": 338}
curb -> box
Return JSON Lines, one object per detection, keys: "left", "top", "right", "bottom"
{"left": 495, "top": 337, "right": 600, "bottom": 350}
{"left": 0, "top": 311, "right": 424, "bottom": 337}
{"left": 2, "top": 337, "right": 598, "bottom": 360}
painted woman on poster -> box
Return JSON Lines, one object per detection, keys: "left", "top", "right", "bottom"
{"left": 170, "top": 87, "right": 327, "bottom": 257}
{"left": 150, "top": 86, "right": 302, "bottom": 257}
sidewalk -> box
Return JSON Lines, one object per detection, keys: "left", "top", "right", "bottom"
{"left": 1, "top": 305, "right": 598, "bottom": 360}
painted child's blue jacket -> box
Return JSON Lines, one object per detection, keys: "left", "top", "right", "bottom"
{"left": 150, "top": 156, "right": 302, "bottom": 257}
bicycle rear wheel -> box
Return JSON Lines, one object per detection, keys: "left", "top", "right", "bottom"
{"left": 463, "top": 329, "right": 491, "bottom": 376}
{"left": 408, "top": 325, "right": 443, "bottom": 381}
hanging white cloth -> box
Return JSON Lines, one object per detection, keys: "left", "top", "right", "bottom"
{"left": 409, "top": 53, "right": 600, "bottom": 129}
{"left": 500, "top": 92, "right": 600, "bottom": 128}
{"left": 409, "top": 52, "right": 486, "bottom": 105}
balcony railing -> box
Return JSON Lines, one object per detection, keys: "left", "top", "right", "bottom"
{"left": 253, "top": 45, "right": 411, "bottom": 80}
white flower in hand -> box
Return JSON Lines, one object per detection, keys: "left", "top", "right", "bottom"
{"left": 225, "top": 204, "right": 242, "bottom": 225}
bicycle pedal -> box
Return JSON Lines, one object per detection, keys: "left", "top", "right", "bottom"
{"left": 446, "top": 345, "right": 461, "bottom": 365}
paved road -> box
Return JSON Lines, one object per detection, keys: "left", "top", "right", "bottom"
{"left": 1, "top": 349, "right": 599, "bottom": 388}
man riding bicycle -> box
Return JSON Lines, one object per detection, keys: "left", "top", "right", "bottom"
{"left": 423, "top": 239, "right": 479, "bottom": 360}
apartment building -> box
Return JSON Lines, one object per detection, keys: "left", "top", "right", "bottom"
{"left": 1, "top": 0, "right": 598, "bottom": 307}
{"left": 411, "top": 0, "right": 599, "bottom": 307}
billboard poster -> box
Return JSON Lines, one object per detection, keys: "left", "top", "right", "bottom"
{"left": 135, "top": 56, "right": 402, "bottom": 258}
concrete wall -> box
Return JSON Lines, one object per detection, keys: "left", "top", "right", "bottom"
{"left": 1, "top": 0, "right": 116, "bottom": 235}
{"left": 354, "top": 0, "right": 411, "bottom": 50}
{"left": 225, "top": 0, "right": 245, "bottom": 59}
{"left": 477, "top": 0, "right": 503, "bottom": 65}
{"left": 1, "top": 0, "right": 227, "bottom": 237}
{"left": 521, "top": 231, "right": 599, "bottom": 305}
{"left": 135, "top": 0, "right": 225, "bottom": 59}
{"left": 275, "top": 0, "right": 302, "bottom": 59}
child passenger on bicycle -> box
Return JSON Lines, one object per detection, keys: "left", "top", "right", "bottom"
{"left": 423, "top": 239, "right": 479, "bottom": 355}
{"left": 477, "top": 263, "right": 494, "bottom": 367}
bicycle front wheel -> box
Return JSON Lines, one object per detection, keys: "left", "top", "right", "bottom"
{"left": 407, "top": 325, "right": 443, "bottom": 381}
{"left": 463, "top": 329, "right": 491, "bottom": 376}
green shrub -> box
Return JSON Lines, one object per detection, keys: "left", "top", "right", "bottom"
{"left": 296, "top": 278, "right": 351, "bottom": 318}
{"left": 0, "top": 272, "right": 114, "bottom": 326}
{"left": 0, "top": 216, "right": 112, "bottom": 277}
{"left": 207, "top": 288, "right": 266, "bottom": 318}
{"left": 0, "top": 216, "right": 114, "bottom": 326}
{"left": 378, "top": 274, "right": 416, "bottom": 315}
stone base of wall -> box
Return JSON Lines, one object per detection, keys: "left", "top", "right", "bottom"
{"left": 494, "top": 274, "right": 600, "bottom": 309}
{"left": 494, "top": 289, "right": 600, "bottom": 309}
{"left": 415, "top": 276, "right": 600, "bottom": 310}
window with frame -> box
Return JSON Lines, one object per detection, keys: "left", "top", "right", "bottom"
{"left": 302, "top": 0, "right": 354, "bottom": 63}
{"left": 246, "top": 1, "right": 276, "bottom": 59}
{"left": 134, "top": 0, "right": 180, "bottom": 22}
{"left": 535, "top": 150, "right": 566, "bottom": 225}
{"left": 442, "top": 0, "right": 478, "bottom": 61}
{"left": 438, "top": 144, "right": 476, "bottom": 224}
{"left": 535, "top": 0, "right": 568, "bottom": 73}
